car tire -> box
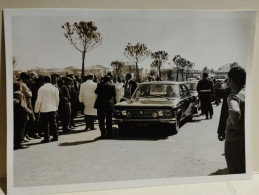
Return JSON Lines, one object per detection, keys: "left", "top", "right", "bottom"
{"left": 169, "top": 119, "right": 179, "bottom": 135}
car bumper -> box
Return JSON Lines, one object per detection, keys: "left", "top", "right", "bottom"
{"left": 113, "top": 118, "right": 177, "bottom": 124}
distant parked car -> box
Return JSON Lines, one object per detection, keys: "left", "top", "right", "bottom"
{"left": 113, "top": 81, "right": 195, "bottom": 134}
{"left": 185, "top": 81, "right": 200, "bottom": 114}
{"left": 214, "top": 78, "right": 227, "bottom": 99}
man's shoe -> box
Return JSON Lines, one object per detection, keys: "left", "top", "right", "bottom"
{"left": 90, "top": 127, "right": 97, "bottom": 130}
{"left": 84, "top": 126, "right": 90, "bottom": 131}
{"left": 40, "top": 139, "right": 50, "bottom": 143}
{"left": 51, "top": 137, "right": 58, "bottom": 142}
{"left": 14, "top": 144, "right": 29, "bottom": 150}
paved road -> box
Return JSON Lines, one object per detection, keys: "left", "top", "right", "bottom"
{"left": 14, "top": 103, "right": 227, "bottom": 187}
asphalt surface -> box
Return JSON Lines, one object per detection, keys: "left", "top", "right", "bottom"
{"left": 14, "top": 102, "right": 227, "bottom": 187}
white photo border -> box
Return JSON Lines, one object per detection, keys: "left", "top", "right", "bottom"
{"left": 4, "top": 8, "right": 255, "bottom": 195}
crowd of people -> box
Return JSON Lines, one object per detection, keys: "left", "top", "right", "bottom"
{"left": 13, "top": 66, "right": 246, "bottom": 175}
{"left": 13, "top": 71, "right": 137, "bottom": 149}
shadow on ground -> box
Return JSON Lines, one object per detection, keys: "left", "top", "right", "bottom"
{"left": 209, "top": 168, "right": 229, "bottom": 175}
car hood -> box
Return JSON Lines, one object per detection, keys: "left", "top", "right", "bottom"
{"left": 115, "top": 97, "right": 181, "bottom": 108}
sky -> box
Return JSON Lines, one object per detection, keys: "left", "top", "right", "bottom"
{"left": 11, "top": 10, "right": 255, "bottom": 72}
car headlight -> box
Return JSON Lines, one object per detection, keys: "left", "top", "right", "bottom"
{"left": 115, "top": 110, "right": 121, "bottom": 115}
{"left": 152, "top": 112, "right": 158, "bottom": 118}
{"left": 158, "top": 110, "right": 164, "bottom": 116}
{"left": 122, "top": 110, "right": 127, "bottom": 116}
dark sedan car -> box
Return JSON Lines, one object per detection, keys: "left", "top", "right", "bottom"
{"left": 113, "top": 81, "right": 195, "bottom": 134}
{"left": 185, "top": 81, "right": 200, "bottom": 114}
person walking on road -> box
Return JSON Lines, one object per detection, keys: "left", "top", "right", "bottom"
{"left": 34, "top": 76, "right": 59, "bottom": 143}
{"left": 224, "top": 66, "right": 246, "bottom": 174}
{"left": 79, "top": 74, "right": 98, "bottom": 131}
{"left": 197, "top": 72, "right": 215, "bottom": 119}
{"left": 94, "top": 75, "right": 116, "bottom": 139}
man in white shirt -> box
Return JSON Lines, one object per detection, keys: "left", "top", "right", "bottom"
{"left": 34, "top": 76, "right": 59, "bottom": 143}
{"left": 79, "top": 74, "right": 97, "bottom": 131}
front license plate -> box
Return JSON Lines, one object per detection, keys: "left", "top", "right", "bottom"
{"left": 136, "top": 123, "right": 148, "bottom": 127}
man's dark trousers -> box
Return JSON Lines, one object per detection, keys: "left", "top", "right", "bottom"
{"left": 41, "top": 111, "right": 58, "bottom": 141}
{"left": 97, "top": 108, "right": 113, "bottom": 137}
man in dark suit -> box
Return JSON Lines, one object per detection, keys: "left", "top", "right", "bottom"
{"left": 197, "top": 72, "right": 215, "bottom": 119}
{"left": 94, "top": 75, "right": 116, "bottom": 138}
{"left": 124, "top": 73, "right": 137, "bottom": 99}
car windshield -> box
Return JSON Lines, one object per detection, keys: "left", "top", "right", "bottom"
{"left": 133, "top": 84, "right": 180, "bottom": 98}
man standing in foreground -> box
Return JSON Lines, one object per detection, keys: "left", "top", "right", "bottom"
{"left": 94, "top": 75, "right": 116, "bottom": 139}
{"left": 197, "top": 72, "right": 215, "bottom": 119}
{"left": 34, "top": 76, "right": 59, "bottom": 143}
{"left": 224, "top": 66, "right": 246, "bottom": 174}
{"left": 79, "top": 74, "right": 97, "bottom": 131}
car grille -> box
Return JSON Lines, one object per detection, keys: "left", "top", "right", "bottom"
{"left": 116, "top": 108, "right": 171, "bottom": 119}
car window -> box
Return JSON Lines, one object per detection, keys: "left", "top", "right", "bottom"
{"left": 180, "top": 84, "right": 190, "bottom": 97}
{"left": 134, "top": 84, "right": 180, "bottom": 98}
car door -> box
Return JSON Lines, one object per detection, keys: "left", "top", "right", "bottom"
{"left": 180, "top": 84, "right": 193, "bottom": 118}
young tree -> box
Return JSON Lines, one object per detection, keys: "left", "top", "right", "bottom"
{"left": 110, "top": 61, "right": 125, "bottom": 77}
{"left": 167, "top": 69, "right": 174, "bottom": 81}
{"left": 151, "top": 51, "right": 168, "bottom": 79}
{"left": 172, "top": 55, "right": 182, "bottom": 81}
{"left": 186, "top": 61, "right": 195, "bottom": 80}
{"left": 124, "top": 43, "right": 151, "bottom": 82}
{"left": 62, "top": 21, "right": 103, "bottom": 79}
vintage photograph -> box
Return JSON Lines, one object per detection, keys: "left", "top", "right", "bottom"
{"left": 5, "top": 9, "right": 255, "bottom": 195}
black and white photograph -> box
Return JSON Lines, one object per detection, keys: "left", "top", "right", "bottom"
{"left": 4, "top": 9, "right": 255, "bottom": 195}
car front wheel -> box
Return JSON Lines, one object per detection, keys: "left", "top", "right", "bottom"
{"left": 168, "top": 120, "right": 179, "bottom": 135}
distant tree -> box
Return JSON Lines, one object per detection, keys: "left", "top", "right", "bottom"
{"left": 172, "top": 55, "right": 182, "bottom": 81}
{"left": 173, "top": 55, "right": 189, "bottom": 81}
{"left": 167, "top": 69, "right": 174, "bottom": 81}
{"left": 13, "top": 56, "right": 17, "bottom": 67}
{"left": 230, "top": 62, "right": 239, "bottom": 68}
{"left": 111, "top": 61, "right": 125, "bottom": 77}
{"left": 151, "top": 51, "right": 168, "bottom": 79}
{"left": 186, "top": 61, "right": 195, "bottom": 80}
{"left": 202, "top": 66, "right": 209, "bottom": 73}
{"left": 62, "top": 21, "right": 103, "bottom": 79}
{"left": 124, "top": 43, "right": 151, "bottom": 82}
{"left": 210, "top": 68, "right": 215, "bottom": 74}
{"left": 149, "top": 69, "right": 157, "bottom": 77}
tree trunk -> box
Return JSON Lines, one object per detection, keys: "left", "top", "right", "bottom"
{"left": 158, "top": 65, "right": 161, "bottom": 78}
{"left": 135, "top": 62, "right": 140, "bottom": 82}
{"left": 81, "top": 51, "right": 86, "bottom": 80}
{"left": 176, "top": 67, "right": 179, "bottom": 81}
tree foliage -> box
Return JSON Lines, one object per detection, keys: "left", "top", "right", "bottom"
{"left": 111, "top": 60, "right": 125, "bottom": 77}
{"left": 173, "top": 55, "right": 194, "bottom": 81}
{"left": 151, "top": 51, "right": 168, "bottom": 79}
{"left": 62, "top": 21, "right": 103, "bottom": 78}
{"left": 124, "top": 43, "right": 151, "bottom": 82}
{"left": 230, "top": 62, "right": 239, "bottom": 68}
{"left": 202, "top": 66, "right": 209, "bottom": 73}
